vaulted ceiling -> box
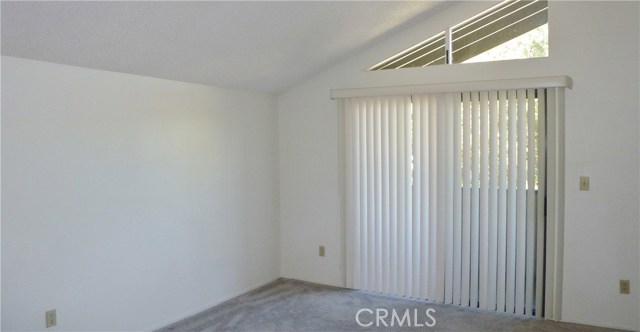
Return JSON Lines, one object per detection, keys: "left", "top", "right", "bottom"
{"left": 1, "top": 1, "right": 446, "bottom": 93}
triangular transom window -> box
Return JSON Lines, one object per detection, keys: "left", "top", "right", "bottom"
{"left": 370, "top": 0, "right": 548, "bottom": 70}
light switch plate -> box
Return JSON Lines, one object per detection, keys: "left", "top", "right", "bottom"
{"left": 620, "top": 280, "right": 630, "bottom": 294}
{"left": 579, "top": 176, "right": 589, "bottom": 191}
{"left": 46, "top": 309, "right": 56, "bottom": 328}
{"left": 319, "top": 245, "right": 325, "bottom": 257}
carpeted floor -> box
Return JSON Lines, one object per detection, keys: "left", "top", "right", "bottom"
{"left": 157, "top": 278, "right": 623, "bottom": 332}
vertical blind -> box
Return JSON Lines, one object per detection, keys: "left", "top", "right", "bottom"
{"left": 344, "top": 88, "right": 547, "bottom": 316}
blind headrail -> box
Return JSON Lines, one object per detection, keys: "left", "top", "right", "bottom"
{"left": 330, "top": 75, "right": 572, "bottom": 99}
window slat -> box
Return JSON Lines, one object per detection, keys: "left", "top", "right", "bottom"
{"left": 452, "top": 0, "right": 533, "bottom": 40}
{"left": 369, "top": 0, "right": 548, "bottom": 70}
{"left": 370, "top": 34, "right": 445, "bottom": 70}
{"left": 453, "top": 3, "right": 547, "bottom": 63}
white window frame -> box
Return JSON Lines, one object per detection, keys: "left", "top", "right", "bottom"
{"left": 335, "top": 75, "right": 571, "bottom": 320}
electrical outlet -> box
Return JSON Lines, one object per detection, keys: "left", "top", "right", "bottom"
{"left": 620, "top": 280, "right": 630, "bottom": 294}
{"left": 319, "top": 245, "right": 325, "bottom": 257}
{"left": 579, "top": 176, "right": 589, "bottom": 191}
{"left": 45, "top": 309, "right": 57, "bottom": 328}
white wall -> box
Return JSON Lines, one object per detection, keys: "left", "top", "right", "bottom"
{"left": 1, "top": 56, "right": 280, "bottom": 331}
{"left": 279, "top": 1, "right": 640, "bottom": 331}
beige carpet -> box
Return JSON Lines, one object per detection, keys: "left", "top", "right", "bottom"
{"left": 157, "top": 278, "right": 624, "bottom": 332}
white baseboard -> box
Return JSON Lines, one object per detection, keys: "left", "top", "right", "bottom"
{"left": 145, "top": 277, "right": 281, "bottom": 332}
{"left": 559, "top": 318, "right": 638, "bottom": 332}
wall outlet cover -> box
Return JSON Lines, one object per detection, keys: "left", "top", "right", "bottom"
{"left": 579, "top": 176, "right": 590, "bottom": 191}
{"left": 620, "top": 280, "right": 630, "bottom": 294}
{"left": 46, "top": 309, "right": 57, "bottom": 328}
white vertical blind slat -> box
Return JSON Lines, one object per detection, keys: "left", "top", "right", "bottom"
{"left": 359, "top": 99, "right": 368, "bottom": 291}
{"left": 461, "top": 92, "right": 472, "bottom": 306}
{"left": 436, "top": 94, "right": 447, "bottom": 303}
{"left": 389, "top": 98, "right": 398, "bottom": 296}
{"left": 535, "top": 89, "right": 546, "bottom": 317}
{"left": 470, "top": 92, "right": 480, "bottom": 308}
{"left": 444, "top": 93, "right": 455, "bottom": 304}
{"left": 374, "top": 98, "right": 383, "bottom": 293}
{"left": 366, "top": 99, "right": 375, "bottom": 292}
{"left": 404, "top": 96, "right": 414, "bottom": 297}
{"left": 544, "top": 88, "right": 564, "bottom": 319}
{"left": 516, "top": 89, "right": 527, "bottom": 314}
{"left": 382, "top": 98, "right": 390, "bottom": 295}
{"left": 452, "top": 93, "right": 463, "bottom": 306}
{"left": 345, "top": 99, "right": 356, "bottom": 289}
{"left": 420, "top": 96, "right": 430, "bottom": 300}
{"left": 479, "top": 91, "right": 490, "bottom": 310}
{"left": 525, "top": 89, "right": 536, "bottom": 316}
{"left": 506, "top": 89, "right": 517, "bottom": 313}
{"left": 428, "top": 95, "right": 439, "bottom": 301}
{"left": 488, "top": 90, "right": 499, "bottom": 311}
{"left": 412, "top": 96, "right": 422, "bottom": 298}
{"left": 397, "top": 96, "right": 407, "bottom": 296}
{"left": 414, "top": 96, "right": 429, "bottom": 299}
{"left": 497, "top": 91, "right": 508, "bottom": 312}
